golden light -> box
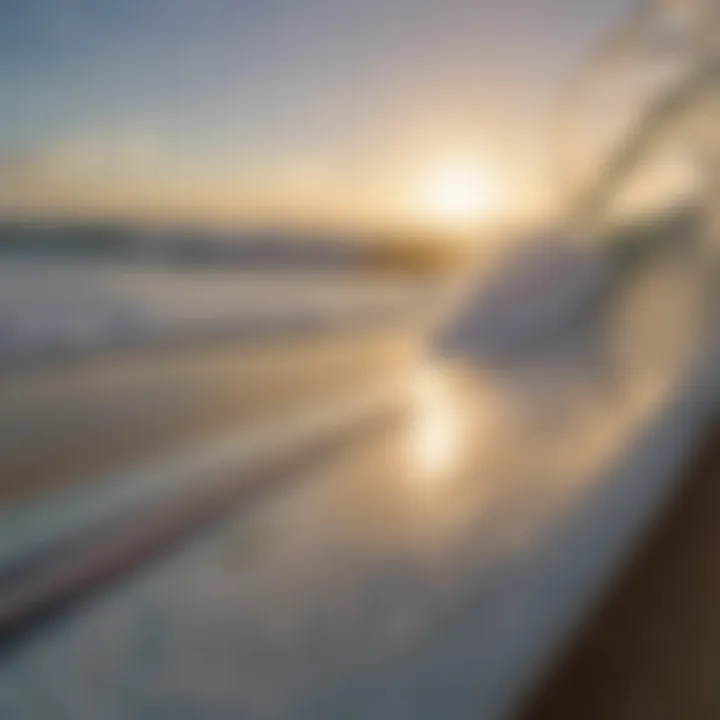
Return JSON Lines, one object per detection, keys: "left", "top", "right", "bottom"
{"left": 414, "top": 157, "right": 503, "bottom": 230}
{"left": 409, "top": 366, "right": 464, "bottom": 487}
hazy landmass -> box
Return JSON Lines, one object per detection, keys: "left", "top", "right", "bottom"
{"left": 0, "top": 218, "right": 479, "bottom": 276}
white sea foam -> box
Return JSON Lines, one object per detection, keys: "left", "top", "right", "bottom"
{"left": 0, "top": 258, "right": 438, "bottom": 362}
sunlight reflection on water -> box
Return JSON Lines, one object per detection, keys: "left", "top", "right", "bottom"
{"left": 408, "top": 365, "right": 467, "bottom": 489}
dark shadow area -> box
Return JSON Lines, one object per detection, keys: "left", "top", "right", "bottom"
{"left": 521, "top": 415, "right": 720, "bottom": 720}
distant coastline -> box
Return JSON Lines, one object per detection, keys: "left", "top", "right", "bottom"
{"left": 0, "top": 219, "right": 475, "bottom": 275}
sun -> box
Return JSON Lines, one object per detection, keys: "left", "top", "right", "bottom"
{"left": 415, "top": 158, "right": 502, "bottom": 230}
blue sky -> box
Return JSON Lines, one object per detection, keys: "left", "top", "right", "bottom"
{"left": 0, "top": 0, "right": 633, "bottom": 228}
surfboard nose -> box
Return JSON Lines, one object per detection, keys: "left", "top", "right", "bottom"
{"left": 432, "top": 236, "right": 608, "bottom": 361}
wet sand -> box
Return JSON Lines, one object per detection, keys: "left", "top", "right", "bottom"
{"left": 0, "top": 330, "right": 414, "bottom": 506}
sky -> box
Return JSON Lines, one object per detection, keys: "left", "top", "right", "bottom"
{"left": 0, "top": 0, "right": 635, "bottom": 231}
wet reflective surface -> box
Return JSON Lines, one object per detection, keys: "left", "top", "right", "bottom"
{"left": 0, "top": 255, "right": 716, "bottom": 719}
